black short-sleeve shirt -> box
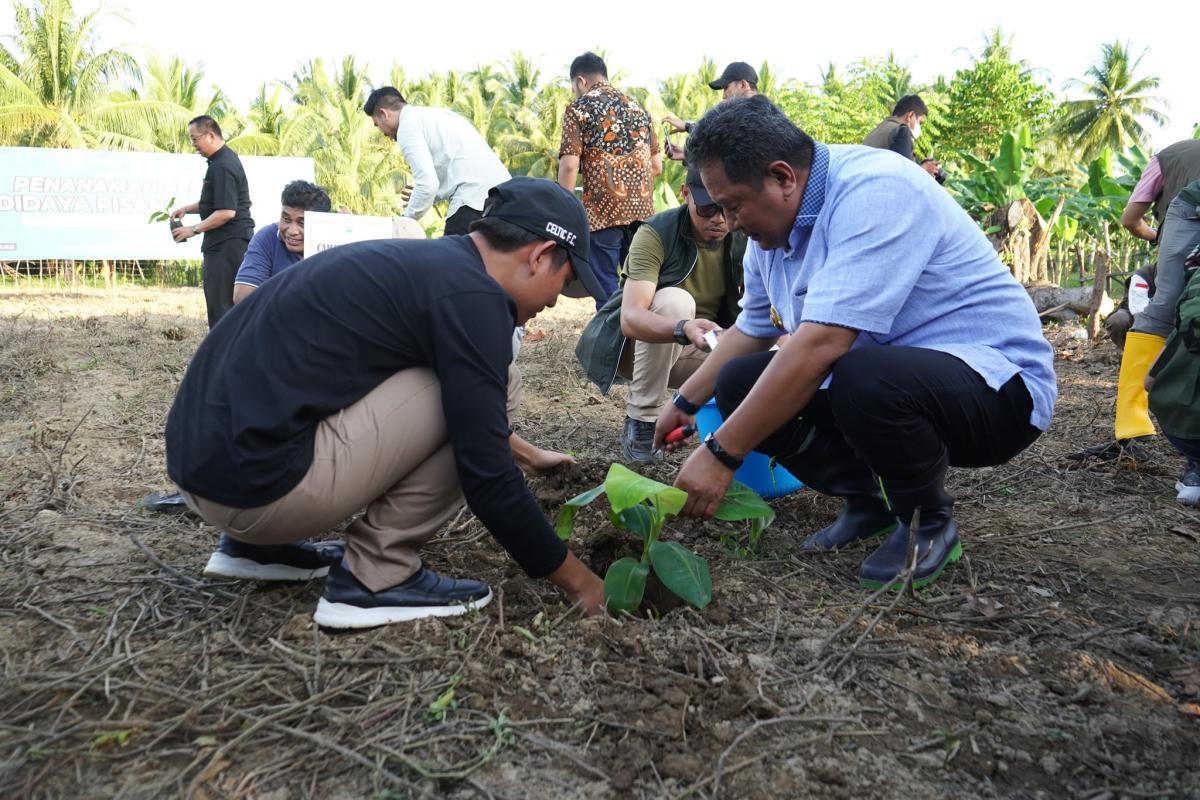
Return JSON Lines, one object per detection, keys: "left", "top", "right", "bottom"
{"left": 199, "top": 145, "right": 254, "bottom": 251}
{"left": 165, "top": 236, "right": 568, "bottom": 578}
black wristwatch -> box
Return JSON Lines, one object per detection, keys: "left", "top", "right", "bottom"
{"left": 673, "top": 391, "right": 701, "bottom": 415}
{"left": 703, "top": 433, "right": 743, "bottom": 470}
{"left": 673, "top": 319, "right": 691, "bottom": 346}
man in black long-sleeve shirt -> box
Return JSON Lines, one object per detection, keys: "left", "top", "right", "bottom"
{"left": 166, "top": 178, "right": 608, "bottom": 627}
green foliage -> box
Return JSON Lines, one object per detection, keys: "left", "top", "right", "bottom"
{"left": 1057, "top": 41, "right": 1167, "bottom": 161}
{"left": 0, "top": 0, "right": 179, "bottom": 150}
{"left": 949, "top": 124, "right": 1038, "bottom": 216}
{"left": 556, "top": 463, "right": 774, "bottom": 614}
{"left": 147, "top": 196, "right": 176, "bottom": 223}
{"left": 427, "top": 675, "right": 460, "bottom": 721}
{"left": 0, "top": 0, "right": 1173, "bottom": 281}
{"left": 938, "top": 29, "right": 1057, "bottom": 158}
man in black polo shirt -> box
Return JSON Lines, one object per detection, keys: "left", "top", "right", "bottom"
{"left": 171, "top": 115, "right": 255, "bottom": 329}
{"left": 166, "top": 178, "right": 608, "bottom": 627}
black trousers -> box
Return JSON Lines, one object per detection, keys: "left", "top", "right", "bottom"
{"left": 715, "top": 346, "right": 1041, "bottom": 514}
{"left": 202, "top": 238, "right": 250, "bottom": 330}
{"left": 443, "top": 205, "right": 483, "bottom": 237}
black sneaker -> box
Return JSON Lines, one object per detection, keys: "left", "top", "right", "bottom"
{"left": 620, "top": 416, "right": 662, "bottom": 463}
{"left": 1066, "top": 436, "right": 1153, "bottom": 462}
{"left": 203, "top": 534, "right": 344, "bottom": 581}
{"left": 313, "top": 562, "right": 492, "bottom": 628}
{"left": 1177, "top": 461, "right": 1200, "bottom": 506}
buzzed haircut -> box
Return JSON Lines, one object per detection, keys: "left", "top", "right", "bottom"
{"left": 363, "top": 86, "right": 406, "bottom": 116}
{"left": 569, "top": 52, "right": 608, "bottom": 80}
{"left": 892, "top": 94, "right": 928, "bottom": 118}
{"left": 188, "top": 115, "right": 222, "bottom": 138}
{"left": 686, "top": 95, "right": 814, "bottom": 188}
{"left": 280, "top": 180, "right": 332, "bottom": 212}
{"left": 469, "top": 217, "right": 570, "bottom": 268}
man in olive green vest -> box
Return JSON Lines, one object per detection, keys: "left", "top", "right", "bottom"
{"left": 576, "top": 169, "right": 745, "bottom": 462}
{"left": 863, "top": 95, "right": 927, "bottom": 162}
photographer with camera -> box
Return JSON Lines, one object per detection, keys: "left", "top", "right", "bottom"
{"left": 920, "top": 158, "right": 947, "bottom": 185}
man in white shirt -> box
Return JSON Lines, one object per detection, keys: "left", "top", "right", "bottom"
{"left": 365, "top": 86, "right": 511, "bottom": 235}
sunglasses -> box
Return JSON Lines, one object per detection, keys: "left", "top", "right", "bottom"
{"left": 694, "top": 202, "right": 725, "bottom": 219}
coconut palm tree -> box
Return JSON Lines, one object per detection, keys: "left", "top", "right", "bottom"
{"left": 499, "top": 83, "right": 571, "bottom": 178}
{"left": 0, "top": 0, "right": 171, "bottom": 149}
{"left": 114, "top": 54, "right": 231, "bottom": 152}
{"left": 283, "top": 57, "right": 407, "bottom": 215}
{"left": 1058, "top": 41, "right": 1168, "bottom": 161}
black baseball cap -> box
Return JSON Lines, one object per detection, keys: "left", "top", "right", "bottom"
{"left": 709, "top": 62, "right": 758, "bottom": 90}
{"left": 481, "top": 177, "right": 603, "bottom": 301}
{"left": 685, "top": 168, "right": 714, "bottom": 206}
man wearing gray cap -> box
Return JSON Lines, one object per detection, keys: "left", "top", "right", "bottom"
{"left": 166, "top": 178, "right": 609, "bottom": 628}
{"left": 663, "top": 62, "right": 760, "bottom": 160}
{"left": 576, "top": 169, "right": 746, "bottom": 462}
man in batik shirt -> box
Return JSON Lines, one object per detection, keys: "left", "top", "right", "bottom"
{"left": 558, "top": 51, "right": 663, "bottom": 308}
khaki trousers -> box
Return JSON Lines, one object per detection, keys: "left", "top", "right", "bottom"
{"left": 182, "top": 365, "right": 522, "bottom": 592}
{"left": 618, "top": 286, "right": 709, "bottom": 422}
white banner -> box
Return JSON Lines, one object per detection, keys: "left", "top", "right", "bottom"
{"left": 0, "top": 146, "right": 314, "bottom": 260}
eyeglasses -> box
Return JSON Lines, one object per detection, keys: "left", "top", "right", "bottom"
{"left": 694, "top": 202, "right": 725, "bottom": 219}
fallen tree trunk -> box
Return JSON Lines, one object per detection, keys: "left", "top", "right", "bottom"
{"left": 1022, "top": 281, "right": 1113, "bottom": 319}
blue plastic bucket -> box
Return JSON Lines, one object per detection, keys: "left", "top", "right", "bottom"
{"left": 694, "top": 400, "right": 803, "bottom": 499}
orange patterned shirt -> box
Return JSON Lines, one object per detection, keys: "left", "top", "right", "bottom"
{"left": 559, "top": 82, "right": 659, "bottom": 231}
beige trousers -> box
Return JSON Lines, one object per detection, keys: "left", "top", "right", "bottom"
{"left": 182, "top": 365, "right": 522, "bottom": 591}
{"left": 618, "top": 286, "right": 709, "bottom": 422}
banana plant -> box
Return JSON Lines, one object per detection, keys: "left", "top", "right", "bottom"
{"left": 951, "top": 123, "right": 1036, "bottom": 215}
{"left": 556, "top": 464, "right": 774, "bottom": 614}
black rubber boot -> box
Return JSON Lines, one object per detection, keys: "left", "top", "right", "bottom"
{"left": 857, "top": 506, "right": 961, "bottom": 590}
{"left": 858, "top": 466, "right": 960, "bottom": 590}
{"left": 801, "top": 494, "right": 897, "bottom": 552}
{"left": 774, "top": 431, "right": 899, "bottom": 553}
{"left": 1066, "top": 436, "right": 1153, "bottom": 462}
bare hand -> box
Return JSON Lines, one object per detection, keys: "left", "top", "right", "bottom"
{"left": 169, "top": 207, "right": 187, "bottom": 220}
{"left": 547, "top": 551, "right": 606, "bottom": 617}
{"left": 666, "top": 141, "right": 685, "bottom": 161}
{"left": 675, "top": 444, "right": 734, "bottom": 518}
{"left": 171, "top": 225, "right": 194, "bottom": 243}
{"left": 663, "top": 114, "right": 688, "bottom": 134}
{"left": 654, "top": 403, "right": 694, "bottom": 453}
{"left": 517, "top": 445, "right": 576, "bottom": 476}
{"left": 685, "top": 319, "right": 722, "bottom": 350}
{"left": 400, "top": 184, "right": 413, "bottom": 203}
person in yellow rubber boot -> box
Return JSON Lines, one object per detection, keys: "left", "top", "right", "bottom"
{"left": 1072, "top": 155, "right": 1200, "bottom": 462}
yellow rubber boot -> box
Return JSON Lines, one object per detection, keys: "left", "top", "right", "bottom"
{"left": 1113, "top": 331, "right": 1167, "bottom": 441}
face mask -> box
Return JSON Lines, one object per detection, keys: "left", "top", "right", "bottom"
{"left": 910, "top": 121, "right": 922, "bottom": 140}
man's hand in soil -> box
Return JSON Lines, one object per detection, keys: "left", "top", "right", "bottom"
{"left": 674, "top": 443, "right": 734, "bottom": 518}
{"left": 510, "top": 433, "right": 576, "bottom": 476}
{"left": 547, "top": 551, "right": 606, "bottom": 616}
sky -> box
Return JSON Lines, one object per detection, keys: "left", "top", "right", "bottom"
{"left": 2, "top": 0, "right": 1195, "bottom": 152}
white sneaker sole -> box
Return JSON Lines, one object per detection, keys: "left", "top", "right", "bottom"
{"left": 203, "top": 551, "right": 332, "bottom": 581}
{"left": 1176, "top": 482, "right": 1200, "bottom": 506}
{"left": 312, "top": 589, "right": 493, "bottom": 629}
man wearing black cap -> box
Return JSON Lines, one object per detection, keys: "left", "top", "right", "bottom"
{"left": 663, "top": 62, "right": 759, "bottom": 160}
{"left": 165, "top": 177, "right": 609, "bottom": 627}
{"left": 576, "top": 169, "right": 746, "bottom": 462}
